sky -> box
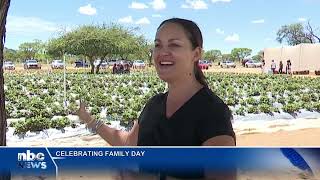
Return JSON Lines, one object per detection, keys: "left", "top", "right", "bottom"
{"left": 5, "top": 0, "right": 320, "bottom": 55}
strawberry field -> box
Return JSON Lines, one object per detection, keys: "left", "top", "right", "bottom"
{"left": 4, "top": 71, "right": 320, "bottom": 137}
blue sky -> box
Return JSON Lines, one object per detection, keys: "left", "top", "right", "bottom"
{"left": 5, "top": 0, "right": 320, "bottom": 55}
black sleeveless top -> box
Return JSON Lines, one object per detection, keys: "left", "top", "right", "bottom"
{"left": 137, "top": 86, "right": 235, "bottom": 146}
{"left": 136, "top": 87, "right": 235, "bottom": 179}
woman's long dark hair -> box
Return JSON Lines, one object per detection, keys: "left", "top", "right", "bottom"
{"left": 157, "top": 18, "right": 208, "bottom": 87}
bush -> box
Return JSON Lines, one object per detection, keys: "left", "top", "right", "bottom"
{"left": 271, "top": 107, "right": 280, "bottom": 113}
{"left": 304, "top": 103, "right": 314, "bottom": 112}
{"left": 301, "top": 94, "right": 311, "bottom": 102}
{"left": 259, "top": 96, "right": 271, "bottom": 105}
{"left": 283, "top": 103, "right": 300, "bottom": 113}
{"left": 226, "top": 97, "right": 237, "bottom": 106}
{"left": 12, "top": 118, "right": 54, "bottom": 136}
{"left": 13, "top": 121, "right": 28, "bottom": 136}
{"left": 239, "top": 99, "right": 247, "bottom": 106}
{"left": 50, "top": 117, "right": 71, "bottom": 130}
{"left": 235, "top": 107, "right": 245, "bottom": 116}
{"left": 246, "top": 97, "right": 258, "bottom": 106}
{"left": 248, "top": 106, "right": 259, "bottom": 114}
{"left": 314, "top": 102, "right": 320, "bottom": 112}
{"left": 277, "top": 97, "right": 286, "bottom": 105}
{"left": 9, "top": 121, "right": 17, "bottom": 127}
{"left": 259, "top": 104, "right": 272, "bottom": 113}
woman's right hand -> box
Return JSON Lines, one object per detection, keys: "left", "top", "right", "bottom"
{"left": 76, "top": 100, "right": 94, "bottom": 126}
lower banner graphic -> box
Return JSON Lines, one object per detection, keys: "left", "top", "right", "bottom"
{"left": 0, "top": 148, "right": 319, "bottom": 179}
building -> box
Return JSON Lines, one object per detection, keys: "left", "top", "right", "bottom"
{"left": 263, "top": 43, "right": 320, "bottom": 73}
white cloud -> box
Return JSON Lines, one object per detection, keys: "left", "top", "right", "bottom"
{"left": 152, "top": 14, "right": 162, "bottom": 18}
{"left": 136, "top": 17, "right": 151, "bottom": 25}
{"left": 78, "top": 4, "right": 97, "bottom": 15}
{"left": 7, "top": 16, "right": 59, "bottom": 34}
{"left": 118, "top": 16, "right": 150, "bottom": 25}
{"left": 149, "top": 0, "right": 166, "bottom": 10}
{"left": 251, "top": 19, "right": 265, "bottom": 24}
{"left": 118, "top": 16, "right": 134, "bottom": 24}
{"left": 181, "top": 0, "right": 208, "bottom": 9}
{"left": 211, "top": 0, "right": 231, "bottom": 3}
{"left": 298, "top": 17, "right": 307, "bottom": 22}
{"left": 225, "top": 33, "right": 240, "bottom": 43}
{"left": 216, "top": 28, "right": 224, "bottom": 35}
{"left": 129, "top": 2, "right": 149, "bottom": 9}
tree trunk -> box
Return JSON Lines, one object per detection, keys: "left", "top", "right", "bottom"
{"left": 89, "top": 56, "right": 95, "bottom": 74}
{"left": 95, "top": 56, "right": 106, "bottom": 74}
{"left": 0, "top": 0, "right": 11, "bottom": 147}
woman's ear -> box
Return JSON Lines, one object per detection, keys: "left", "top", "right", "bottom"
{"left": 193, "top": 47, "right": 202, "bottom": 63}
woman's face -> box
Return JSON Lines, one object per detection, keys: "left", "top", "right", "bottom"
{"left": 153, "top": 22, "right": 200, "bottom": 83}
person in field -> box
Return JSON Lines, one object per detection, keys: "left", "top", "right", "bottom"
{"left": 286, "top": 59, "right": 292, "bottom": 75}
{"left": 77, "top": 18, "right": 236, "bottom": 179}
{"left": 279, "top": 61, "right": 283, "bottom": 74}
{"left": 271, "top": 60, "right": 277, "bottom": 74}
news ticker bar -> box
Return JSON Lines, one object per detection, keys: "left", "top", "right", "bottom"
{"left": 0, "top": 148, "right": 319, "bottom": 177}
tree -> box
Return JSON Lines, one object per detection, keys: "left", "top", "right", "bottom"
{"left": 230, "top": 48, "right": 252, "bottom": 62}
{"left": 252, "top": 50, "right": 264, "bottom": 62}
{"left": 47, "top": 36, "right": 67, "bottom": 59}
{"left": 1, "top": 0, "right": 11, "bottom": 147}
{"left": 18, "top": 39, "right": 44, "bottom": 60}
{"left": 3, "top": 47, "right": 18, "bottom": 62}
{"left": 203, "top": 49, "right": 222, "bottom": 62}
{"left": 276, "top": 22, "right": 320, "bottom": 45}
{"left": 305, "top": 21, "right": 320, "bottom": 43}
{"left": 63, "top": 25, "right": 107, "bottom": 73}
{"left": 221, "top": 54, "right": 231, "bottom": 61}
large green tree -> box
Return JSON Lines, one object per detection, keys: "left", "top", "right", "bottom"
{"left": 1, "top": 0, "right": 11, "bottom": 147}
{"left": 18, "top": 39, "right": 44, "bottom": 60}
{"left": 230, "top": 48, "right": 252, "bottom": 62}
{"left": 252, "top": 50, "right": 264, "bottom": 62}
{"left": 47, "top": 36, "right": 67, "bottom": 59}
{"left": 62, "top": 25, "right": 106, "bottom": 73}
{"left": 3, "top": 47, "right": 18, "bottom": 62}
{"left": 222, "top": 54, "right": 232, "bottom": 61}
{"left": 49, "top": 24, "right": 149, "bottom": 74}
{"left": 276, "top": 22, "right": 320, "bottom": 45}
{"left": 203, "top": 49, "right": 222, "bottom": 62}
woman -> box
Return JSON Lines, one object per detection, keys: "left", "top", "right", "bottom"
{"left": 286, "top": 59, "right": 292, "bottom": 75}
{"left": 279, "top": 61, "right": 283, "bottom": 74}
{"left": 77, "top": 18, "right": 236, "bottom": 179}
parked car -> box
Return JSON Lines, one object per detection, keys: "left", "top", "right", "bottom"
{"left": 198, "top": 60, "right": 209, "bottom": 70}
{"left": 3, "top": 61, "right": 15, "bottom": 70}
{"left": 133, "top": 60, "right": 146, "bottom": 69}
{"left": 108, "top": 59, "right": 118, "bottom": 67}
{"left": 245, "top": 60, "right": 263, "bottom": 68}
{"left": 51, "top": 60, "right": 64, "bottom": 69}
{"left": 220, "top": 60, "right": 236, "bottom": 68}
{"left": 94, "top": 60, "right": 108, "bottom": 69}
{"left": 203, "top": 60, "right": 212, "bottom": 67}
{"left": 24, "top": 59, "right": 41, "bottom": 69}
{"left": 74, "top": 60, "right": 89, "bottom": 68}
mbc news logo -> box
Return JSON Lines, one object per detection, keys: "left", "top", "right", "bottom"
{"left": 17, "top": 150, "right": 47, "bottom": 169}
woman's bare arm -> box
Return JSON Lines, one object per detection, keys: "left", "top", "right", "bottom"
{"left": 96, "top": 120, "right": 139, "bottom": 146}
{"left": 77, "top": 102, "right": 139, "bottom": 146}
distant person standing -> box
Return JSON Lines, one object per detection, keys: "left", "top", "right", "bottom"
{"left": 271, "top": 60, "right": 277, "bottom": 74}
{"left": 286, "top": 60, "right": 292, "bottom": 75}
{"left": 279, "top": 61, "right": 283, "bottom": 74}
